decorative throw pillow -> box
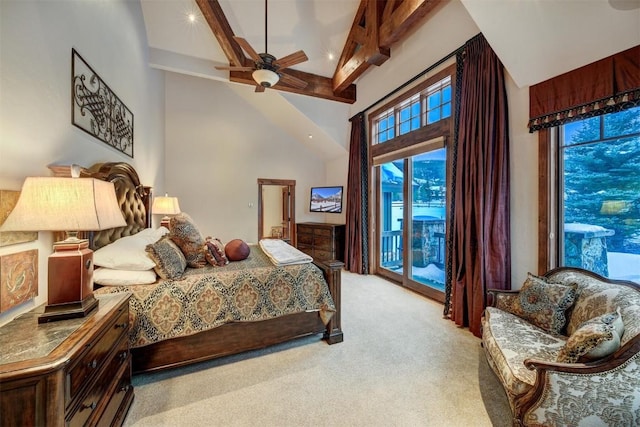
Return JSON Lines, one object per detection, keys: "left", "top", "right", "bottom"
{"left": 557, "top": 321, "right": 617, "bottom": 363}
{"left": 145, "top": 237, "right": 187, "bottom": 280}
{"left": 510, "top": 273, "right": 577, "bottom": 335}
{"left": 225, "top": 239, "right": 250, "bottom": 261}
{"left": 204, "top": 237, "right": 229, "bottom": 267}
{"left": 581, "top": 309, "right": 624, "bottom": 360}
{"left": 168, "top": 213, "right": 207, "bottom": 268}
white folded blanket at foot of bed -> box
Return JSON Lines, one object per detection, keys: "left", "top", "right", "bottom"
{"left": 259, "top": 239, "right": 313, "bottom": 266}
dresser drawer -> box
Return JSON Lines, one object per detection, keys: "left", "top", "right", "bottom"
{"left": 66, "top": 306, "right": 129, "bottom": 404}
{"left": 67, "top": 335, "right": 130, "bottom": 427}
{"left": 96, "top": 361, "right": 133, "bottom": 427}
{"left": 313, "top": 227, "right": 332, "bottom": 237}
{"left": 313, "top": 236, "right": 333, "bottom": 249}
{"left": 313, "top": 249, "right": 333, "bottom": 260}
{"left": 297, "top": 233, "right": 313, "bottom": 245}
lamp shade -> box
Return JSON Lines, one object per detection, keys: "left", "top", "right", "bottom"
{"left": 0, "top": 177, "right": 126, "bottom": 232}
{"left": 252, "top": 69, "right": 279, "bottom": 88}
{"left": 152, "top": 196, "right": 181, "bottom": 215}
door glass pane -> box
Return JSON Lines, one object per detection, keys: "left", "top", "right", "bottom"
{"left": 379, "top": 161, "right": 404, "bottom": 273}
{"left": 409, "top": 149, "right": 447, "bottom": 291}
{"left": 560, "top": 107, "right": 640, "bottom": 282}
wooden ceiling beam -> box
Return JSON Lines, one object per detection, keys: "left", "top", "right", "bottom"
{"left": 230, "top": 70, "right": 356, "bottom": 104}
{"left": 197, "top": 0, "right": 356, "bottom": 103}
{"left": 332, "top": 0, "right": 390, "bottom": 93}
{"left": 379, "top": 0, "right": 441, "bottom": 48}
{"left": 195, "top": 0, "right": 247, "bottom": 67}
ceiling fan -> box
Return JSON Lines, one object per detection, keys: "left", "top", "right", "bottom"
{"left": 215, "top": 0, "right": 309, "bottom": 93}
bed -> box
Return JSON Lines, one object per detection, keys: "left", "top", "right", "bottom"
{"left": 75, "top": 162, "right": 343, "bottom": 374}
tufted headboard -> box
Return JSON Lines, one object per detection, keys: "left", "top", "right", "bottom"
{"left": 87, "top": 162, "right": 151, "bottom": 249}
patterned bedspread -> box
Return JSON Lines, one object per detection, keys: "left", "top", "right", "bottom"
{"left": 94, "top": 245, "right": 335, "bottom": 348}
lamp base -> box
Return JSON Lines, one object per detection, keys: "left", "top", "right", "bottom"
{"left": 38, "top": 295, "right": 99, "bottom": 323}
{"left": 41, "top": 238, "right": 97, "bottom": 323}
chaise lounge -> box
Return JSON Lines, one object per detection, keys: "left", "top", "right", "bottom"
{"left": 482, "top": 267, "right": 640, "bottom": 426}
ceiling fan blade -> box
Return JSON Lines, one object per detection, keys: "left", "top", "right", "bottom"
{"left": 274, "top": 50, "right": 308, "bottom": 69}
{"left": 215, "top": 65, "right": 254, "bottom": 71}
{"left": 255, "top": 85, "right": 266, "bottom": 93}
{"left": 234, "top": 37, "right": 262, "bottom": 63}
{"left": 279, "top": 71, "right": 308, "bottom": 89}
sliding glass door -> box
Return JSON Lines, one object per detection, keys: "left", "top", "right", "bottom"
{"left": 377, "top": 148, "right": 447, "bottom": 301}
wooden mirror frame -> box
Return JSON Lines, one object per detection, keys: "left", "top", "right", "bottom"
{"left": 258, "top": 178, "right": 296, "bottom": 245}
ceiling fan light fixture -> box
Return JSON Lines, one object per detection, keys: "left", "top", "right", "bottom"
{"left": 252, "top": 69, "right": 279, "bottom": 88}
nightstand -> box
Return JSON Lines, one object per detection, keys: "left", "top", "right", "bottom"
{"left": 0, "top": 293, "right": 134, "bottom": 427}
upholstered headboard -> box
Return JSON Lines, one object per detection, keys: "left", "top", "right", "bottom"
{"left": 87, "top": 162, "right": 151, "bottom": 249}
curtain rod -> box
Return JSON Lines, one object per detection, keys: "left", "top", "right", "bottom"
{"left": 356, "top": 34, "right": 479, "bottom": 117}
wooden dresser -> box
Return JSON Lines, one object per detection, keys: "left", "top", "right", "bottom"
{"left": 296, "top": 222, "right": 345, "bottom": 262}
{"left": 0, "top": 293, "right": 134, "bottom": 427}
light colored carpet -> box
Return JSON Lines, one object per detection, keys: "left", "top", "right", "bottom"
{"left": 124, "top": 271, "right": 511, "bottom": 427}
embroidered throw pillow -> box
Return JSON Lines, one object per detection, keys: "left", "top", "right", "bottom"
{"left": 509, "top": 273, "right": 577, "bottom": 335}
{"left": 146, "top": 237, "right": 187, "bottom": 280}
{"left": 557, "top": 321, "right": 617, "bottom": 363}
{"left": 582, "top": 309, "right": 623, "bottom": 360}
{"left": 169, "top": 213, "right": 207, "bottom": 268}
{"left": 204, "top": 237, "right": 229, "bottom": 267}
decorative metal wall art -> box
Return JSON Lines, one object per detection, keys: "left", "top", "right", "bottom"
{"left": 72, "top": 48, "right": 134, "bottom": 157}
{"left": 0, "top": 249, "right": 38, "bottom": 312}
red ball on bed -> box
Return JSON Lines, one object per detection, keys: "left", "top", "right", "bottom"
{"left": 225, "top": 239, "right": 250, "bottom": 261}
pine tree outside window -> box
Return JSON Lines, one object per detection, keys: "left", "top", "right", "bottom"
{"left": 559, "top": 106, "right": 640, "bottom": 281}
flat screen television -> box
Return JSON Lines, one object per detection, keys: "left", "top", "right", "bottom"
{"left": 310, "top": 186, "right": 343, "bottom": 213}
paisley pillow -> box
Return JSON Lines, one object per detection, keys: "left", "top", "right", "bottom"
{"left": 508, "top": 273, "right": 577, "bottom": 335}
{"left": 557, "top": 320, "right": 617, "bottom": 363}
{"left": 169, "top": 213, "right": 207, "bottom": 268}
{"left": 145, "top": 237, "right": 187, "bottom": 280}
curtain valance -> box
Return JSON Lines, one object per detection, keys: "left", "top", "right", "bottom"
{"left": 528, "top": 45, "right": 640, "bottom": 133}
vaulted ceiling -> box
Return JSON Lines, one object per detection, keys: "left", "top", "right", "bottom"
{"left": 141, "top": 0, "right": 639, "bottom": 101}
{"left": 140, "top": 0, "right": 639, "bottom": 158}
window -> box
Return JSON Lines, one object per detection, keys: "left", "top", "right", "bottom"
{"left": 558, "top": 106, "right": 640, "bottom": 281}
{"left": 372, "top": 75, "right": 452, "bottom": 145}
{"left": 369, "top": 63, "right": 455, "bottom": 302}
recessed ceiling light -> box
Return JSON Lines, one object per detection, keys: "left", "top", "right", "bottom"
{"left": 187, "top": 13, "right": 196, "bottom": 23}
{"left": 327, "top": 52, "right": 335, "bottom": 61}
{"left": 308, "top": 134, "right": 313, "bottom": 139}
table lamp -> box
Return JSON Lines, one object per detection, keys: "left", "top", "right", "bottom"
{"left": 0, "top": 172, "right": 126, "bottom": 322}
{"left": 152, "top": 194, "right": 181, "bottom": 228}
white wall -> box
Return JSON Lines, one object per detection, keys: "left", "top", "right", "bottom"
{"left": 0, "top": 0, "right": 165, "bottom": 325}
{"left": 340, "top": 0, "right": 538, "bottom": 286}
{"left": 164, "top": 72, "right": 327, "bottom": 244}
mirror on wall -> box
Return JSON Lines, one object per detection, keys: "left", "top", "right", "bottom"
{"left": 258, "top": 178, "right": 296, "bottom": 244}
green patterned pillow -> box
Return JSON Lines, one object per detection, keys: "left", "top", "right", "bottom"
{"left": 509, "top": 273, "right": 577, "bottom": 335}
{"left": 145, "top": 236, "right": 187, "bottom": 280}
{"left": 557, "top": 320, "right": 617, "bottom": 363}
{"left": 169, "top": 213, "right": 207, "bottom": 268}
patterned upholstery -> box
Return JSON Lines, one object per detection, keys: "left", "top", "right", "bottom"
{"left": 483, "top": 268, "right": 640, "bottom": 425}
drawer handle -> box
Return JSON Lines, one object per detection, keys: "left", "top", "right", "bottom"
{"left": 118, "top": 350, "right": 128, "bottom": 362}
{"left": 81, "top": 401, "right": 97, "bottom": 411}
{"left": 119, "top": 384, "right": 130, "bottom": 393}
{"left": 87, "top": 359, "right": 97, "bottom": 369}
{"left": 115, "top": 322, "right": 128, "bottom": 329}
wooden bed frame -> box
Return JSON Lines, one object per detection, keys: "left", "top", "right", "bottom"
{"left": 85, "top": 162, "right": 343, "bottom": 374}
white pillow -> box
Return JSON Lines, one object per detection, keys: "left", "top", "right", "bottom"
{"left": 93, "top": 227, "right": 168, "bottom": 270}
{"left": 94, "top": 268, "right": 157, "bottom": 286}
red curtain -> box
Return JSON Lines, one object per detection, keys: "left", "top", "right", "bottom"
{"left": 449, "top": 34, "right": 511, "bottom": 337}
{"left": 528, "top": 45, "right": 640, "bottom": 132}
{"left": 344, "top": 113, "right": 369, "bottom": 274}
